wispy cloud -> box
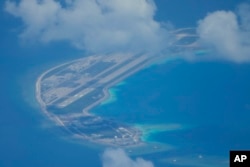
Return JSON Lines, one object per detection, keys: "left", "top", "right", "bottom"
{"left": 196, "top": 3, "right": 250, "bottom": 63}
{"left": 102, "top": 148, "right": 154, "bottom": 167}
{"left": 5, "top": 0, "right": 169, "bottom": 54}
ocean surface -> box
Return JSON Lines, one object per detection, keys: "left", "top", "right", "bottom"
{"left": 92, "top": 58, "right": 250, "bottom": 166}
{"left": 1, "top": 48, "right": 250, "bottom": 167}
{"left": 0, "top": 48, "right": 250, "bottom": 167}
{"left": 1, "top": 0, "right": 249, "bottom": 166}
{"left": 0, "top": 54, "right": 102, "bottom": 167}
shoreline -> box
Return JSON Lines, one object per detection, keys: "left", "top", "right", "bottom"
{"left": 35, "top": 53, "right": 157, "bottom": 147}
{"left": 35, "top": 53, "right": 177, "bottom": 148}
{"left": 35, "top": 53, "right": 185, "bottom": 147}
{"left": 35, "top": 28, "right": 200, "bottom": 147}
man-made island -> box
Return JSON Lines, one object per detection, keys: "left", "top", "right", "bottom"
{"left": 36, "top": 28, "right": 199, "bottom": 147}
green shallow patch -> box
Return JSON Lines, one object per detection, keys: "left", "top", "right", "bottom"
{"left": 101, "top": 88, "right": 119, "bottom": 105}
{"left": 134, "top": 123, "right": 187, "bottom": 142}
{"left": 115, "top": 81, "right": 127, "bottom": 86}
{"left": 194, "top": 49, "right": 211, "bottom": 56}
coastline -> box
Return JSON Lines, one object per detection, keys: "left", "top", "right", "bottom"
{"left": 35, "top": 58, "right": 82, "bottom": 126}
{"left": 35, "top": 28, "right": 201, "bottom": 147}
{"left": 35, "top": 52, "right": 190, "bottom": 148}
{"left": 35, "top": 53, "right": 158, "bottom": 147}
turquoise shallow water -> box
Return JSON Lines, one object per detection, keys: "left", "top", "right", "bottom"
{"left": 2, "top": 51, "right": 250, "bottom": 167}
{"left": 1, "top": 0, "right": 249, "bottom": 165}
{"left": 92, "top": 58, "right": 250, "bottom": 166}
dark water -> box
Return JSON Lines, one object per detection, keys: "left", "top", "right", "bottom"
{"left": 0, "top": 54, "right": 102, "bottom": 167}
{"left": 1, "top": 42, "right": 250, "bottom": 167}
{"left": 93, "top": 59, "right": 250, "bottom": 166}
{"left": 1, "top": 0, "right": 249, "bottom": 166}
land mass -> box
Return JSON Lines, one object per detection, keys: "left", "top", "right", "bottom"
{"left": 36, "top": 28, "right": 199, "bottom": 147}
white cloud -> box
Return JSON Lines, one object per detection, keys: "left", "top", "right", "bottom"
{"left": 102, "top": 148, "right": 154, "bottom": 167}
{"left": 5, "top": 0, "right": 169, "bottom": 54}
{"left": 6, "top": 1, "right": 250, "bottom": 63}
{"left": 196, "top": 4, "right": 250, "bottom": 63}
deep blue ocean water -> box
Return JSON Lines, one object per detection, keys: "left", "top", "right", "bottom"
{"left": 1, "top": 44, "right": 250, "bottom": 167}
{"left": 0, "top": 54, "right": 102, "bottom": 167}
{"left": 1, "top": 0, "right": 250, "bottom": 166}
{"left": 93, "top": 59, "right": 250, "bottom": 166}
{"left": 1, "top": 34, "right": 250, "bottom": 167}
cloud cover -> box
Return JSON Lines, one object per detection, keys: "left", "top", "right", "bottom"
{"left": 102, "top": 148, "right": 154, "bottom": 167}
{"left": 197, "top": 3, "right": 250, "bottom": 63}
{"left": 5, "top": 0, "right": 250, "bottom": 63}
{"left": 5, "top": 0, "right": 168, "bottom": 54}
